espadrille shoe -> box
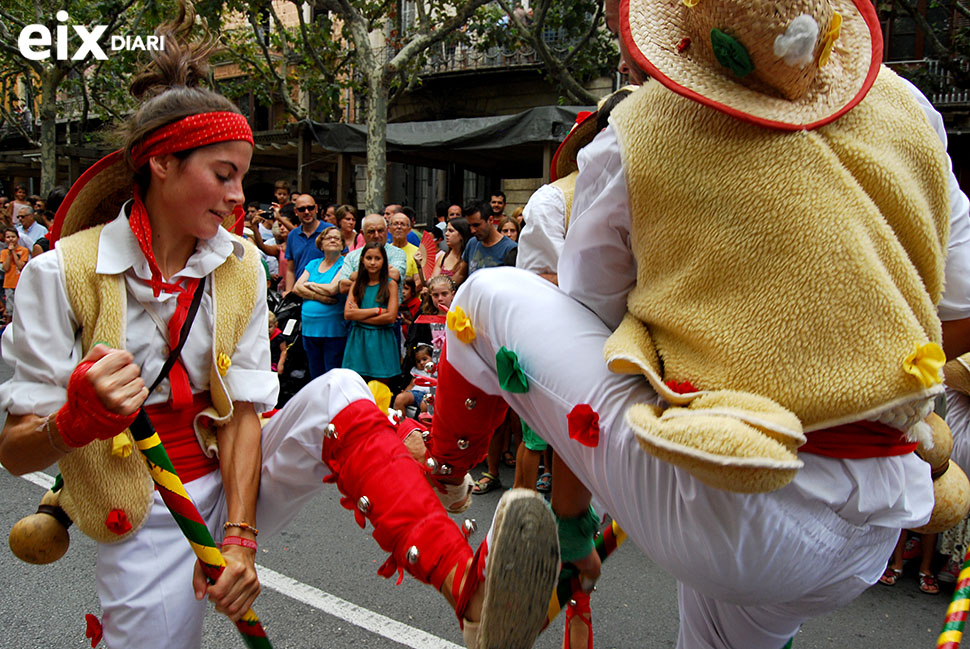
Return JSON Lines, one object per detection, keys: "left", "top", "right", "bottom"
{"left": 463, "top": 489, "right": 560, "bottom": 649}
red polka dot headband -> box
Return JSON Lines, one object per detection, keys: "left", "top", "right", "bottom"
{"left": 131, "top": 111, "right": 254, "bottom": 167}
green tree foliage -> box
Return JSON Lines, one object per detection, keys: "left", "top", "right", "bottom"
{"left": 0, "top": 0, "right": 173, "bottom": 193}
{"left": 467, "top": 0, "right": 617, "bottom": 104}
{"left": 879, "top": 0, "right": 969, "bottom": 95}
{"left": 202, "top": 0, "right": 352, "bottom": 125}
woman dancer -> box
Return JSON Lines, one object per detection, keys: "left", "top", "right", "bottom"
{"left": 0, "top": 9, "right": 557, "bottom": 649}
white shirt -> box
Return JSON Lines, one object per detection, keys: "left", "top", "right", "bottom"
{"left": 517, "top": 183, "right": 567, "bottom": 276}
{"left": 556, "top": 80, "right": 969, "bottom": 529}
{"left": 0, "top": 210, "right": 278, "bottom": 416}
{"left": 16, "top": 221, "right": 48, "bottom": 249}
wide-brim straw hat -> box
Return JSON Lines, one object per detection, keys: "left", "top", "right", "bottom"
{"left": 620, "top": 0, "right": 882, "bottom": 130}
{"left": 51, "top": 149, "right": 242, "bottom": 245}
{"left": 550, "top": 85, "right": 640, "bottom": 181}
{"left": 550, "top": 110, "right": 597, "bottom": 182}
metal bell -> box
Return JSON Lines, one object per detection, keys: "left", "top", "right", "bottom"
{"left": 407, "top": 545, "right": 420, "bottom": 564}
{"left": 569, "top": 599, "right": 577, "bottom": 607}
{"left": 438, "top": 463, "right": 453, "bottom": 476}
{"left": 465, "top": 398, "right": 476, "bottom": 410}
{"left": 421, "top": 430, "right": 431, "bottom": 442}
{"left": 325, "top": 424, "right": 337, "bottom": 439}
{"left": 425, "top": 457, "right": 439, "bottom": 473}
{"left": 357, "top": 496, "right": 370, "bottom": 514}
{"left": 462, "top": 519, "right": 477, "bottom": 538}
{"left": 457, "top": 438, "right": 469, "bottom": 450}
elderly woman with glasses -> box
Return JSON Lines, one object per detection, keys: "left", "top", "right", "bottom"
{"left": 293, "top": 228, "right": 348, "bottom": 378}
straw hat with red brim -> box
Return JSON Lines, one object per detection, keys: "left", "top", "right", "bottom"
{"left": 619, "top": 0, "right": 882, "bottom": 131}
{"left": 550, "top": 110, "right": 598, "bottom": 183}
{"left": 550, "top": 85, "right": 639, "bottom": 181}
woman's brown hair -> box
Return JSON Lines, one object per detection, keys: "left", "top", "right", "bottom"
{"left": 118, "top": 2, "right": 242, "bottom": 182}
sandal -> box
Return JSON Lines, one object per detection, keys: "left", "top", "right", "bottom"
{"left": 536, "top": 472, "right": 552, "bottom": 493}
{"left": 920, "top": 572, "right": 940, "bottom": 595}
{"left": 502, "top": 450, "right": 517, "bottom": 468}
{"left": 879, "top": 566, "right": 902, "bottom": 586}
{"left": 472, "top": 472, "right": 501, "bottom": 495}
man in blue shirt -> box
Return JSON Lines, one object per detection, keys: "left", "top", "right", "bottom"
{"left": 284, "top": 194, "right": 333, "bottom": 291}
{"left": 462, "top": 202, "right": 517, "bottom": 274}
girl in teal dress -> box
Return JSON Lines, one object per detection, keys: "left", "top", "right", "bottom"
{"left": 342, "top": 241, "right": 400, "bottom": 381}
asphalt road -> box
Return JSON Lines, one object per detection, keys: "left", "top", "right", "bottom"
{"left": 0, "top": 360, "right": 954, "bottom": 649}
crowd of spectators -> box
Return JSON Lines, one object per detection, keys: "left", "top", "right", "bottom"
{"left": 238, "top": 182, "right": 520, "bottom": 426}
{"left": 0, "top": 185, "right": 65, "bottom": 324}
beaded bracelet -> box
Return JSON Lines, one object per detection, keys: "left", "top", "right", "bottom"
{"left": 224, "top": 521, "right": 259, "bottom": 536}
{"left": 222, "top": 535, "right": 257, "bottom": 551}
{"left": 555, "top": 504, "right": 599, "bottom": 563}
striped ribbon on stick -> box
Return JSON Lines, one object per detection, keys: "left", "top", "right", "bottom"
{"left": 939, "top": 545, "right": 970, "bottom": 648}
{"left": 546, "top": 519, "right": 627, "bottom": 626}
{"left": 130, "top": 410, "right": 271, "bottom": 648}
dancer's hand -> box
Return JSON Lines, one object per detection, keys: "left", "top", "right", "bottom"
{"left": 573, "top": 547, "right": 602, "bottom": 593}
{"left": 193, "top": 545, "right": 261, "bottom": 622}
{"left": 55, "top": 344, "right": 147, "bottom": 448}
{"left": 81, "top": 344, "right": 148, "bottom": 417}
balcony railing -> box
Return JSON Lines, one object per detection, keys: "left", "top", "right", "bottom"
{"left": 888, "top": 58, "right": 970, "bottom": 106}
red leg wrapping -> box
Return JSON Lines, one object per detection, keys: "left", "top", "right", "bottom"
{"left": 327, "top": 400, "right": 472, "bottom": 591}
{"left": 428, "top": 351, "right": 509, "bottom": 478}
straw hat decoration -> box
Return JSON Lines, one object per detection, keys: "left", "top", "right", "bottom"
{"left": 619, "top": 0, "right": 883, "bottom": 130}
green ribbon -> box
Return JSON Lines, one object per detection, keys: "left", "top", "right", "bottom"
{"left": 496, "top": 346, "right": 529, "bottom": 393}
{"left": 711, "top": 29, "right": 754, "bottom": 77}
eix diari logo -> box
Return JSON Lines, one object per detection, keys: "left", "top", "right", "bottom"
{"left": 18, "top": 10, "right": 164, "bottom": 61}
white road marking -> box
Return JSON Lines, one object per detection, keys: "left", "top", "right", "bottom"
{"left": 12, "top": 469, "right": 462, "bottom": 649}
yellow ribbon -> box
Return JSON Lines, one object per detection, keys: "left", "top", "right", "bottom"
{"left": 903, "top": 342, "right": 945, "bottom": 388}
{"left": 111, "top": 432, "right": 132, "bottom": 458}
{"left": 818, "top": 12, "right": 842, "bottom": 68}
{"left": 446, "top": 306, "right": 477, "bottom": 344}
{"left": 216, "top": 353, "right": 232, "bottom": 377}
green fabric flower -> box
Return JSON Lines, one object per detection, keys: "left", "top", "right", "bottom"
{"left": 496, "top": 346, "right": 529, "bottom": 393}
{"left": 711, "top": 29, "right": 754, "bottom": 77}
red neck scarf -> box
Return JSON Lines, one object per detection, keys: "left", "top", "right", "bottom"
{"left": 127, "top": 111, "right": 253, "bottom": 407}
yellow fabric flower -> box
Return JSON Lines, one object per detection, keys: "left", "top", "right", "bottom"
{"left": 818, "top": 12, "right": 842, "bottom": 68}
{"left": 446, "top": 306, "right": 477, "bottom": 344}
{"left": 682, "top": 0, "right": 701, "bottom": 6}
{"left": 111, "top": 432, "right": 132, "bottom": 458}
{"left": 217, "top": 353, "right": 232, "bottom": 377}
{"left": 903, "top": 342, "right": 946, "bottom": 388}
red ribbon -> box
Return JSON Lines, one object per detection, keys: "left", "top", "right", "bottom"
{"left": 84, "top": 614, "right": 103, "bottom": 648}
{"left": 105, "top": 509, "right": 132, "bottom": 536}
{"left": 567, "top": 404, "right": 601, "bottom": 448}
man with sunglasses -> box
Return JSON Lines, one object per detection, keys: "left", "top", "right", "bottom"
{"left": 284, "top": 194, "right": 334, "bottom": 292}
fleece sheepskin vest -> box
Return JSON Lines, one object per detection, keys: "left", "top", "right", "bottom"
{"left": 54, "top": 224, "right": 262, "bottom": 543}
{"left": 606, "top": 65, "right": 951, "bottom": 434}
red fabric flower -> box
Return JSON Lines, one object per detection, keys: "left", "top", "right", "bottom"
{"left": 104, "top": 509, "right": 132, "bottom": 535}
{"left": 665, "top": 379, "right": 698, "bottom": 394}
{"left": 84, "top": 614, "right": 103, "bottom": 648}
{"left": 567, "top": 404, "right": 600, "bottom": 448}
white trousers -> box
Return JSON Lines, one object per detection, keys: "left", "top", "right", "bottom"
{"left": 446, "top": 268, "right": 923, "bottom": 649}
{"left": 96, "top": 369, "right": 372, "bottom": 649}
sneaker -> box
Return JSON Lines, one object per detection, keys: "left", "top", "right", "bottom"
{"left": 464, "top": 489, "right": 560, "bottom": 649}
{"left": 939, "top": 557, "right": 961, "bottom": 584}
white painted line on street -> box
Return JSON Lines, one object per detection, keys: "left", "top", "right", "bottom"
{"left": 258, "top": 565, "right": 463, "bottom": 649}
{"left": 12, "top": 469, "right": 462, "bottom": 649}
{"left": 20, "top": 470, "right": 54, "bottom": 490}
